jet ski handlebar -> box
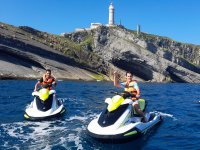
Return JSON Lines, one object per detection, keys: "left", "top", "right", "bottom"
{"left": 110, "top": 91, "right": 136, "bottom": 99}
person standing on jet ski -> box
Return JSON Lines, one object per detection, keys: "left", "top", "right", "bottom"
{"left": 113, "top": 71, "right": 147, "bottom": 122}
{"left": 34, "top": 69, "right": 56, "bottom": 91}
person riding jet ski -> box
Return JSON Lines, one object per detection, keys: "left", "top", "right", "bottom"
{"left": 113, "top": 71, "right": 147, "bottom": 122}
{"left": 87, "top": 71, "right": 162, "bottom": 141}
{"left": 24, "top": 69, "right": 65, "bottom": 120}
{"left": 34, "top": 69, "right": 56, "bottom": 91}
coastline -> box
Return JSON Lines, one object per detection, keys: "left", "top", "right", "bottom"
{"left": 1, "top": 22, "right": 200, "bottom": 83}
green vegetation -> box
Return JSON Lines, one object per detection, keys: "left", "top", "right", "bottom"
{"left": 88, "top": 72, "right": 105, "bottom": 81}
{"left": 81, "top": 69, "right": 106, "bottom": 81}
{"left": 128, "top": 29, "right": 173, "bottom": 42}
{"left": 80, "top": 35, "right": 93, "bottom": 48}
{"left": 0, "top": 22, "right": 98, "bottom": 71}
{"left": 1, "top": 22, "right": 200, "bottom": 81}
{"left": 165, "top": 76, "right": 173, "bottom": 82}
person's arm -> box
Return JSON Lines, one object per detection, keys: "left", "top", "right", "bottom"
{"left": 113, "top": 71, "right": 121, "bottom": 88}
{"left": 34, "top": 78, "right": 43, "bottom": 91}
{"left": 34, "top": 81, "right": 41, "bottom": 91}
{"left": 52, "top": 77, "right": 57, "bottom": 87}
{"left": 42, "top": 74, "right": 46, "bottom": 81}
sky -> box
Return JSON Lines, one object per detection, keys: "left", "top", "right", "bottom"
{"left": 0, "top": 0, "right": 200, "bottom": 45}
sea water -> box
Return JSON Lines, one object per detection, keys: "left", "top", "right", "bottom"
{"left": 0, "top": 80, "right": 199, "bottom": 150}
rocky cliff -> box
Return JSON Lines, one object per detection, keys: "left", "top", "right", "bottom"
{"left": 0, "top": 23, "right": 107, "bottom": 80}
{"left": 1, "top": 22, "right": 200, "bottom": 82}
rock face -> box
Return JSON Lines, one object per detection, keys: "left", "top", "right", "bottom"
{"left": 0, "top": 23, "right": 103, "bottom": 80}
{"left": 0, "top": 44, "right": 95, "bottom": 80}
{"left": 1, "top": 22, "right": 200, "bottom": 82}
{"left": 89, "top": 26, "right": 200, "bottom": 82}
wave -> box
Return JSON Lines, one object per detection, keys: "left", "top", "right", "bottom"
{"left": 0, "top": 105, "right": 99, "bottom": 150}
{"left": 0, "top": 116, "right": 90, "bottom": 150}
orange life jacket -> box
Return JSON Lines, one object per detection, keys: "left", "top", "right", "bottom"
{"left": 124, "top": 80, "right": 138, "bottom": 101}
{"left": 42, "top": 75, "right": 54, "bottom": 90}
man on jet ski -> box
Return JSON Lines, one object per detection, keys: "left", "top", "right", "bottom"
{"left": 25, "top": 69, "right": 65, "bottom": 120}
{"left": 113, "top": 71, "right": 147, "bottom": 122}
{"left": 34, "top": 69, "right": 56, "bottom": 91}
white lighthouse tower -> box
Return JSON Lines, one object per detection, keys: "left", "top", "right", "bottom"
{"left": 108, "top": 3, "right": 114, "bottom": 26}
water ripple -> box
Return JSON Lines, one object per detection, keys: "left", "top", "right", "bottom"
{"left": 0, "top": 81, "right": 200, "bottom": 149}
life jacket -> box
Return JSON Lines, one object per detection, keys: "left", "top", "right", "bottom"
{"left": 42, "top": 75, "right": 54, "bottom": 90}
{"left": 124, "top": 80, "right": 138, "bottom": 101}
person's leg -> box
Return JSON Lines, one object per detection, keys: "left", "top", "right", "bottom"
{"left": 133, "top": 102, "right": 147, "bottom": 122}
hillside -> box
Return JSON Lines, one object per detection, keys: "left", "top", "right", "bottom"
{"left": 1, "top": 22, "right": 200, "bottom": 82}
{"left": 0, "top": 22, "right": 108, "bottom": 81}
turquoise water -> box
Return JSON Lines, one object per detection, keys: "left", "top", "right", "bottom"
{"left": 0, "top": 80, "right": 199, "bottom": 150}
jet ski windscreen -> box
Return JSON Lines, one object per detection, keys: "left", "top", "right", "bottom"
{"left": 36, "top": 95, "right": 53, "bottom": 111}
{"left": 98, "top": 104, "right": 129, "bottom": 127}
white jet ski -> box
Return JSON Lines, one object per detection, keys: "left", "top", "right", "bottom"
{"left": 87, "top": 92, "right": 162, "bottom": 141}
{"left": 24, "top": 88, "right": 65, "bottom": 120}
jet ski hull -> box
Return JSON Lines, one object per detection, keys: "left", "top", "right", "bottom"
{"left": 87, "top": 112, "right": 162, "bottom": 141}
{"left": 24, "top": 107, "right": 65, "bottom": 121}
{"left": 24, "top": 90, "right": 65, "bottom": 121}
{"left": 87, "top": 127, "right": 140, "bottom": 141}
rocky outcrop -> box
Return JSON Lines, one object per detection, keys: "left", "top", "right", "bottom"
{"left": 1, "top": 22, "right": 200, "bottom": 82}
{"left": 0, "top": 44, "right": 101, "bottom": 80}
{"left": 90, "top": 26, "right": 200, "bottom": 82}
{"left": 62, "top": 26, "right": 200, "bottom": 82}
{"left": 0, "top": 23, "right": 107, "bottom": 80}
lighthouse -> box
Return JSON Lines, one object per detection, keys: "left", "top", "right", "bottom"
{"left": 108, "top": 3, "right": 114, "bottom": 26}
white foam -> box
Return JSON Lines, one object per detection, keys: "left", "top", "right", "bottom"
{"left": 0, "top": 105, "right": 99, "bottom": 150}
{"left": 1, "top": 121, "right": 69, "bottom": 149}
{"left": 59, "top": 137, "right": 66, "bottom": 144}
{"left": 66, "top": 115, "right": 88, "bottom": 122}
{"left": 67, "top": 132, "right": 83, "bottom": 150}
{"left": 57, "top": 97, "right": 76, "bottom": 102}
{"left": 1, "top": 119, "right": 86, "bottom": 149}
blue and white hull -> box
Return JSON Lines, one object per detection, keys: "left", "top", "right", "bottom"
{"left": 24, "top": 90, "right": 65, "bottom": 120}
{"left": 87, "top": 98, "right": 162, "bottom": 141}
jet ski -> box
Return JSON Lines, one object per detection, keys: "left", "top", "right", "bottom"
{"left": 87, "top": 92, "right": 162, "bottom": 141}
{"left": 24, "top": 87, "right": 65, "bottom": 121}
